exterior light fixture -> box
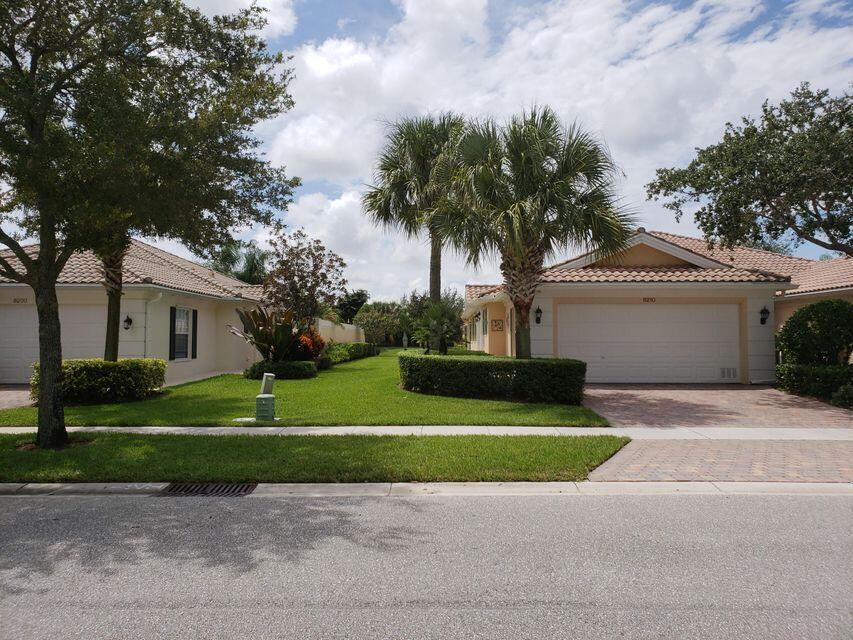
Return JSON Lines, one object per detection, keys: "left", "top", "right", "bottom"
{"left": 534, "top": 306, "right": 543, "bottom": 324}
{"left": 123, "top": 315, "right": 133, "bottom": 330}
{"left": 759, "top": 307, "right": 770, "bottom": 325}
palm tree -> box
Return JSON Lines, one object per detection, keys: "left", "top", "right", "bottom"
{"left": 206, "top": 239, "right": 272, "bottom": 285}
{"left": 435, "top": 107, "right": 635, "bottom": 358}
{"left": 363, "top": 113, "right": 465, "bottom": 302}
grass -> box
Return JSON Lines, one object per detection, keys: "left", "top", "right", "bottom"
{"left": 0, "top": 433, "right": 628, "bottom": 483}
{"left": 0, "top": 349, "right": 607, "bottom": 427}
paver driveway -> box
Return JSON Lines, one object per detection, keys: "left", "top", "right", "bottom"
{"left": 584, "top": 384, "right": 853, "bottom": 428}
{"left": 589, "top": 440, "right": 853, "bottom": 483}
{"left": 0, "top": 386, "right": 29, "bottom": 410}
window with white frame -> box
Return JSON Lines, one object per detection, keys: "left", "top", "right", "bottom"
{"left": 173, "top": 308, "right": 190, "bottom": 359}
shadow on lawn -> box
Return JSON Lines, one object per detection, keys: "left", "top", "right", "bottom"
{"left": 0, "top": 496, "right": 432, "bottom": 595}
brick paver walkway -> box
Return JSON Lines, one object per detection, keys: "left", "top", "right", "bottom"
{"left": 585, "top": 385, "right": 853, "bottom": 428}
{"left": 0, "top": 386, "right": 30, "bottom": 409}
{"left": 588, "top": 440, "right": 853, "bottom": 482}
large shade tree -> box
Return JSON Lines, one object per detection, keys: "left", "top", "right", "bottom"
{"left": 0, "top": 1, "right": 297, "bottom": 447}
{"left": 646, "top": 83, "right": 852, "bottom": 256}
{"left": 436, "top": 107, "right": 635, "bottom": 358}
{"left": 362, "top": 113, "right": 465, "bottom": 302}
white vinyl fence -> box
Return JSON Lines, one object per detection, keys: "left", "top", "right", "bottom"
{"left": 316, "top": 318, "right": 365, "bottom": 344}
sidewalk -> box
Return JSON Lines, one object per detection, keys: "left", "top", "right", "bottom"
{"left": 2, "top": 481, "right": 852, "bottom": 497}
{"left": 2, "top": 425, "right": 852, "bottom": 439}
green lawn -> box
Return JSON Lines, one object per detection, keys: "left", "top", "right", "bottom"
{"left": 0, "top": 432, "right": 628, "bottom": 483}
{"left": 0, "top": 349, "right": 607, "bottom": 427}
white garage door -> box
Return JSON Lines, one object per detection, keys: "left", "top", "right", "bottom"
{"left": 0, "top": 304, "right": 107, "bottom": 383}
{"left": 557, "top": 303, "right": 741, "bottom": 383}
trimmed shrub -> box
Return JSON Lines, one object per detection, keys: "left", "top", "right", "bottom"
{"left": 325, "top": 342, "right": 377, "bottom": 364}
{"left": 775, "top": 364, "right": 853, "bottom": 399}
{"left": 446, "top": 347, "right": 489, "bottom": 356}
{"left": 399, "top": 352, "right": 586, "bottom": 404}
{"left": 31, "top": 358, "right": 166, "bottom": 405}
{"left": 316, "top": 355, "right": 333, "bottom": 371}
{"left": 777, "top": 299, "right": 853, "bottom": 365}
{"left": 244, "top": 360, "right": 317, "bottom": 380}
{"left": 831, "top": 384, "right": 853, "bottom": 409}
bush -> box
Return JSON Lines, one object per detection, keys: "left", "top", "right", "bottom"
{"left": 831, "top": 384, "right": 853, "bottom": 409}
{"left": 399, "top": 353, "right": 586, "bottom": 404}
{"left": 446, "top": 347, "right": 488, "bottom": 356}
{"left": 244, "top": 360, "right": 317, "bottom": 380}
{"left": 30, "top": 359, "right": 166, "bottom": 405}
{"left": 325, "top": 342, "right": 377, "bottom": 364}
{"left": 316, "top": 355, "right": 332, "bottom": 371}
{"left": 777, "top": 299, "right": 853, "bottom": 365}
{"left": 775, "top": 364, "right": 853, "bottom": 399}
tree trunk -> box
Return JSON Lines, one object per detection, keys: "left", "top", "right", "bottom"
{"left": 101, "top": 250, "right": 126, "bottom": 362}
{"left": 514, "top": 301, "right": 532, "bottom": 359}
{"left": 428, "top": 232, "right": 442, "bottom": 303}
{"left": 34, "top": 282, "right": 68, "bottom": 448}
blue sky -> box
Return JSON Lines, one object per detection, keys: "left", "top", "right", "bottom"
{"left": 186, "top": 0, "right": 852, "bottom": 298}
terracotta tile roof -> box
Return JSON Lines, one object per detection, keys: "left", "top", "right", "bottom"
{"left": 787, "top": 257, "right": 853, "bottom": 295}
{"left": 0, "top": 239, "right": 263, "bottom": 302}
{"left": 648, "top": 231, "right": 812, "bottom": 277}
{"left": 465, "top": 284, "right": 503, "bottom": 300}
{"left": 540, "top": 265, "right": 790, "bottom": 284}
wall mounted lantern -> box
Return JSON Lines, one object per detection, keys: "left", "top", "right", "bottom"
{"left": 534, "top": 306, "right": 543, "bottom": 324}
{"left": 123, "top": 315, "right": 133, "bottom": 330}
{"left": 759, "top": 307, "right": 770, "bottom": 325}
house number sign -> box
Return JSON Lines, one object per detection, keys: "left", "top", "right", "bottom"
{"left": 491, "top": 319, "right": 504, "bottom": 332}
{"left": 13, "top": 297, "right": 28, "bottom": 304}
{"left": 642, "top": 297, "right": 656, "bottom": 303}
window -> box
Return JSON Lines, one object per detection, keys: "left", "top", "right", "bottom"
{"left": 173, "top": 308, "right": 190, "bottom": 359}
{"left": 481, "top": 308, "right": 488, "bottom": 335}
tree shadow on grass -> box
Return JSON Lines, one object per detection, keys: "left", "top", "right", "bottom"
{"left": 0, "top": 495, "right": 432, "bottom": 596}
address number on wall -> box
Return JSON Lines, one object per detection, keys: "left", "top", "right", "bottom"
{"left": 642, "top": 297, "right": 656, "bottom": 303}
{"left": 13, "top": 297, "right": 28, "bottom": 304}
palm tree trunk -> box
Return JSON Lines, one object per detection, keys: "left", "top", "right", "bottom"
{"left": 100, "top": 249, "right": 127, "bottom": 362}
{"left": 501, "top": 250, "right": 544, "bottom": 360}
{"left": 514, "top": 302, "right": 532, "bottom": 359}
{"left": 34, "top": 280, "right": 67, "bottom": 448}
{"left": 428, "top": 232, "right": 441, "bottom": 302}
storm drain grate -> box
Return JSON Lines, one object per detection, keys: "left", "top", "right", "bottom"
{"left": 159, "top": 483, "right": 257, "bottom": 497}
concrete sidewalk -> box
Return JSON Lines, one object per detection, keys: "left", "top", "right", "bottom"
{"left": 2, "top": 481, "right": 852, "bottom": 497}
{"left": 2, "top": 424, "right": 852, "bottom": 439}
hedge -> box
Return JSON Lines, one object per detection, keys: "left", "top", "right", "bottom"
{"left": 831, "top": 384, "right": 853, "bottom": 409}
{"left": 31, "top": 359, "right": 166, "bottom": 405}
{"left": 399, "top": 352, "right": 586, "bottom": 404}
{"left": 775, "top": 364, "right": 853, "bottom": 399}
{"left": 446, "top": 347, "right": 489, "bottom": 356}
{"left": 776, "top": 299, "right": 853, "bottom": 365}
{"left": 325, "top": 342, "right": 378, "bottom": 364}
{"left": 244, "top": 360, "right": 317, "bottom": 380}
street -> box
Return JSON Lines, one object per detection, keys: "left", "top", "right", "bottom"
{"left": 2, "top": 494, "right": 851, "bottom": 639}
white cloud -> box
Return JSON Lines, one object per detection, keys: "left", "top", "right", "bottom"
{"left": 234, "top": 1, "right": 853, "bottom": 297}
{"left": 190, "top": 0, "right": 297, "bottom": 37}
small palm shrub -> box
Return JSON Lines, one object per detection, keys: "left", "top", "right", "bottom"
{"left": 411, "top": 301, "right": 458, "bottom": 355}
{"left": 229, "top": 306, "right": 313, "bottom": 362}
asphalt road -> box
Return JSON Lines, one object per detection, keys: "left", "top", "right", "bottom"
{"left": 1, "top": 495, "right": 851, "bottom": 639}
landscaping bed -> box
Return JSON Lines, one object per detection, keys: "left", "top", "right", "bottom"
{"left": 0, "top": 349, "right": 607, "bottom": 427}
{"left": 0, "top": 432, "right": 628, "bottom": 483}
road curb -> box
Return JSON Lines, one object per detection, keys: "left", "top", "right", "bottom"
{"left": 2, "top": 481, "right": 852, "bottom": 497}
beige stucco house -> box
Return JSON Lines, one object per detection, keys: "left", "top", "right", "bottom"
{"left": 463, "top": 229, "right": 853, "bottom": 384}
{"left": 0, "top": 240, "right": 264, "bottom": 385}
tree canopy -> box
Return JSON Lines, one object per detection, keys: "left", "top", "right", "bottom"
{"left": 646, "top": 83, "right": 852, "bottom": 256}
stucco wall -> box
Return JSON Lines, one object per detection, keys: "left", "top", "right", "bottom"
{"left": 316, "top": 319, "right": 365, "bottom": 343}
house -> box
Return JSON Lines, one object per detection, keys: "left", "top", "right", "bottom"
{"left": 0, "top": 240, "right": 262, "bottom": 385}
{"left": 463, "top": 228, "right": 853, "bottom": 384}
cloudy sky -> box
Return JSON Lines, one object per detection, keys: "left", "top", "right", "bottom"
{"left": 187, "top": 0, "right": 851, "bottom": 299}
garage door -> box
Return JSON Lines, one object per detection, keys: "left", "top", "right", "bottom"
{"left": 0, "top": 304, "right": 107, "bottom": 383}
{"left": 557, "top": 303, "right": 741, "bottom": 383}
